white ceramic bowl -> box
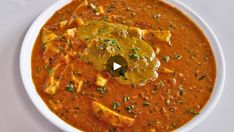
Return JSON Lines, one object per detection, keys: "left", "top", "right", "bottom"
{"left": 20, "top": 0, "right": 226, "bottom": 131}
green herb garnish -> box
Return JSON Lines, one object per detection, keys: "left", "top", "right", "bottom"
{"left": 198, "top": 75, "right": 206, "bottom": 80}
{"left": 169, "top": 22, "right": 176, "bottom": 29}
{"left": 129, "top": 54, "right": 139, "bottom": 59}
{"left": 96, "top": 87, "right": 106, "bottom": 94}
{"left": 170, "top": 108, "right": 175, "bottom": 112}
{"left": 129, "top": 48, "right": 140, "bottom": 59}
{"left": 126, "top": 105, "right": 135, "bottom": 113}
{"left": 172, "top": 122, "right": 178, "bottom": 129}
{"left": 152, "top": 88, "right": 158, "bottom": 95}
{"left": 45, "top": 65, "right": 52, "bottom": 75}
{"left": 142, "top": 101, "right": 151, "bottom": 106}
{"left": 175, "top": 54, "right": 183, "bottom": 60}
{"left": 66, "top": 81, "right": 76, "bottom": 93}
{"left": 178, "top": 85, "right": 184, "bottom": 96}
{"left": 41, "top": 43, "right": 46, "bottom": 51}
{"left": 162, "top": 56, "right": 170, "bottom": 62}
{"left": 153, "top": 14, "right": 161, "bottom": 21}
{"left": 119, "top": 69, "right": 128, "bottom": 80}
{"left": 98, "top": 28, "right": 105, "bottom": 34}
{"left": 101, "top": 16, "right": 109, "bottom": 21}
{"left": 187, "top": 108, "right": 199, "bottom": 116}
{"left": 112, "top": 102, "right": 121, "bottom": 110}
{"left": 132, "top": 47, "right": 140, "bottom": 53}
{"left": 158, "top": 80, "right": 164, "bottom": 88}
{"left": 123, "top": 96, "right": 130, "bottom": 102}
{"left": 102, "top": 39, "right": 121, "bottom": 51}
{"left": 104, "top": 39, "right": 117, "bottom": 46}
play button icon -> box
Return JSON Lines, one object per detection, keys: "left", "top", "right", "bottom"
{"left": 106, "top": 55, "right": 128, "bottom": 77}
{"left": 113, "top": 62, "right": 122, "bottom": 70}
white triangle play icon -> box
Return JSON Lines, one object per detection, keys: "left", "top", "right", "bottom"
{"left": 113, "top": 62, "right": 121, "bottom": 70}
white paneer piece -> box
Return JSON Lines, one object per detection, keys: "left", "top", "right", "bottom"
{"left": 42, "top": 28, "right": 57, "bottom": 44}
{"left": 76, "top": 17, "right": 85, "bottom": 26}
{"left": 64, "top": 28, "right": 77, "bottom": 38}
{"left": 95, "top": 74, "right": 107, "bottom": 87}
{"left": 59, "top": 20, "right": 68, "bottom": 28}
{"left": 154, "top": 30, "right": 171, "bottom": 43}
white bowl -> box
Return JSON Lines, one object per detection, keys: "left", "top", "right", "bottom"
{"left": 20, "top": 0, "right": 226, "bottom": 131}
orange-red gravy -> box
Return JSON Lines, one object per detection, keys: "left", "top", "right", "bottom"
{"left": 31, "top": 0, "right": 216, "bottom": 131}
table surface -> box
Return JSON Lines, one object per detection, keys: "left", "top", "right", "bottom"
{"left": 0, "top": 0, "right": 233, "bottom": 131}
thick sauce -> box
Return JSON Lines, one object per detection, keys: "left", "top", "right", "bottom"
{"left": 31, "top": 0, "right": 216, "bottom": 131}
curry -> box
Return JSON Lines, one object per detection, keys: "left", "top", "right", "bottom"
{"left": 31, "top": 0, "right": 216, "bottom": 131}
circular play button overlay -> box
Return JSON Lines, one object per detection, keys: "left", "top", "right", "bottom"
{"left": 106, "top": 55, "right": 128, "bottom": 77}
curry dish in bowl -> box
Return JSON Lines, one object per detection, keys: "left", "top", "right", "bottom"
{"left": 31, "top": 0, "right": 216, "bottom": 131}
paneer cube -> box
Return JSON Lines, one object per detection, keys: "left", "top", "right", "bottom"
{"left": 76, "top": 17, "right": 85, "bottom": 26}
{"left": 68, "top": 0, "right": 88, "bottom": 25}
{"left": 128, "top": 27, "right": 145, "bottom": 39}
{"left": 64, "top": 28, "right": 77, "bottom": 38}
{"left": 44, "top": 64, "right": 61, "bottom": 95}
{"left": 90, "top": 3, "right": 105, "bottom": 16}
{"left": 76, "top": 81, "right": 84, "bottom": 93}
{"left": 91, "top": 101, "right": 135, "bottom": 127}
{"left": 79, "top": 0, "right": 88, "bottom": 8}
{"left": 95, "top": 74, "right": 107, "bottom": 87}
{"left": 48, "top": 100, "right": 62, "bottom": 111}
{"left": 44, "top": 63, "right": 67, "bottom": 95}
{"left": 154, "top": 30, "right": 171, "bottom": 43}
{"left": 59, "top": 20, "right": 68, "bottom": 28}
{"left": 96, "top": 6, "right": 105, "bottom": 16}
{"left": 42, "top": 28, "right": 57, "bottom": 44}
{"left": 44, "top": 78, "right": 59, "bottom": 95}
{"left": 159, "top": 67, "right": 175, "bottom": 74}
{"left": 71, "top": 67, "right": 84, "bottom": 93}
{"left": 71, "top": 74, "right": 84, "bottom": 93}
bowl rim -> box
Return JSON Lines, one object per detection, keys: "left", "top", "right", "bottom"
{"left": 20, "top": 0, "right": 226, "bottom": 132}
